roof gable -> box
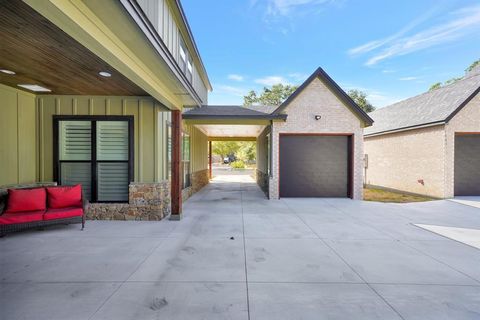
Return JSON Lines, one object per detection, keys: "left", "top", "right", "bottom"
{"left": 365, "top": 73, "right": 480, "bottom": 136}
{"left": 272, "top": 67, "right": 374, "bottom": 126}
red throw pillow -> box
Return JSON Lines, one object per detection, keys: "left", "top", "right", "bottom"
{"left": 6, "top": 188, "right": 47, "bottom": 213}
{"left": 46, "top": 185, "right": 83, "bottom": 209}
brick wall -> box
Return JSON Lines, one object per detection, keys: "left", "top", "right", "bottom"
{"left": 364, "top": 92, "right": 479, "bottom": 199}
{"left": 445, "top": 93, "right": 480, "bottom": 198}
{"left": 364, "top": 126, "right": 446, "bottom": 198}
{"left": 269, "top": 77, "right": 366, "bottom": 200}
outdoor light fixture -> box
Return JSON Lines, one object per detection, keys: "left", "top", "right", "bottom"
{"left": 0, "top": 69, "right": 16, "bottom": 75}
{"left": 314, "top": 115, "right": 321, "bottom": 120}
{"left": 17, "top": 84, "right": 51, "bottom": 92}
{"left": 99, "top": 71, "right": 112, "bottom": 77}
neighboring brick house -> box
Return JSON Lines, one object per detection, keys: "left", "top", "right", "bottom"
{"left": 184, "top": 67, "right": 374, "bottom": 200}
{"left": 364, "top": 67, "right": 480, "bottom": 198}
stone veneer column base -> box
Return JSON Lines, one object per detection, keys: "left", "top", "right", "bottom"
{"left": 87, "top": 181, "right": 171, "bottom": 221}
{"left": 182, "top": 169, "right": 210, "bottom": 202}
{"left": 256, "top": 169, "right": 269, "bottom": 198}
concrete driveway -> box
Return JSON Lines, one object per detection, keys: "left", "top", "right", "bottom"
{"left": 1, "top": 174, "right": 480, "bottom": 320}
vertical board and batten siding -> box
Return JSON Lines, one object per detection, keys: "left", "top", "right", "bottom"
{"left": 0, "top": 84, "right": 37, "bottom": 186}
{"left": 183, "top": 123, "right": 209, "bottom": 173}
{"left": 37, "top": 95, "right": 171, "bottom": 184}
{"left": 137, "top": 0, "right": 208, "bottom": 104}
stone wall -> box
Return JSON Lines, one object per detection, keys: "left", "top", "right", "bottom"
{"left": 87, "top": 181, "right": 170, "bottom": 220}
{"left": 256, "top": 169, "right": 269, "bottom": 197}
{"left": 192, "top": 169, "right": 209, "bottom": 192}
{"left": 182, "top": 169, "right": 209, "bottom": 202}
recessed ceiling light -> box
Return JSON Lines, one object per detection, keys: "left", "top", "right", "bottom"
{"left": 0, "top": 69, "right": 16, "bottom": 75}
{"left": 99, "top": 71, "right": 112, "bottom": 77}
{"left": 18, "top": 84, "right": 51, "bottom": 92}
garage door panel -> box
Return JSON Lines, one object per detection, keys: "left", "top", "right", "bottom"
{"left": 280, "top": 135, "right": 349, "bottom": 197}
{"left": 455, "top": 134, "right": 480, "bottom": 196}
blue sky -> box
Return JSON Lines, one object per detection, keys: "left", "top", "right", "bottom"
{"left": 182, "top": 0, "right": 480, "bottom": 108}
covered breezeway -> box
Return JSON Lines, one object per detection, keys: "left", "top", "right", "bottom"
{"left": 181, "top": 105, "right": 286, "bottom": 204}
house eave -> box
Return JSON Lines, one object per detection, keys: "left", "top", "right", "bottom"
{"left": 120, "top": 0, "right": 204, "bottom": 106}
{"left": 364, "top": 121, "right": 446, "bottom": 138}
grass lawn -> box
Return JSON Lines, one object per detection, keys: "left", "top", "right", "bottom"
{"left": 364, "top": 187, "right": 434, "bottom": 203}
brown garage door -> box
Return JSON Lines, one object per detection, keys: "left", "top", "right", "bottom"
{"left": 454, "top": 134, "right": 480, "bottom": 196}
{"left": 279, "top": 135, "right": 351, "bottom": 198}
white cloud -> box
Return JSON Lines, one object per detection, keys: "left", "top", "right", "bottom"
{"left": 348, "top": 5, "right": 440, "bottom": 56}
{"left": 227, "top": 74, "right": 244, "bottom": 81}
{"left": 261, "top": 0, "right": 331, "bottom": 16}
{"left": 349, "top": 4, "right": 480, "bottom": 66}
{"left": 398, "top": 76, "right": 419, "bottom": 81}
{"left": 254, "top": 76, "right": 291, "bottom": 86}
{"left": 382, "top": 69, "right": 396, "bottom": 74}
{"left": 215, "top": 85, "right": 249, "bottom": 97}
{"left": 288, "top": 72, "right": 309, "bottom": 82}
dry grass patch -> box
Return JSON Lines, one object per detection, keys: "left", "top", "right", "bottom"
{"left": 364, "top": 187, "right": 434, "bottom": 203}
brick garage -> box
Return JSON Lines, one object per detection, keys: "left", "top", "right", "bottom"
{"left": 268, "top": 68, "right": 373, "bottom": 200}
{"left": 365, "top": 67, "right": 480, "bottom": 198}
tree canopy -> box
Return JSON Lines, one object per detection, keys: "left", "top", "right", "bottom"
{"left": 211, "top": 141, "right": 256, "bottom": 163}
{"left": 429, "top": 59, "right": 479, "bottom": 91}
{"left": 243, "top": 84, "right": 298, "bottom": 106}
{"left": 347, "top": 89, "right": 375, "bottom": 113}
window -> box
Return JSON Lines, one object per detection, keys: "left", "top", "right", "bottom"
{"left": 179, "top": 39, "right": 187, "bottom": 74}
{"left": 182, "top": 132, "right": 191, "bottom": 189}
{"left": 54, "top": 117, "right": 133, "bottom": 202}
{"left": 179, "top": 37, "right": 193, "bottom": 84}
{"left": 186, "top": 58, "right": 193, "bottom": 83}
{"left": 166, "top": 121, "right": 172, "bottom": 180}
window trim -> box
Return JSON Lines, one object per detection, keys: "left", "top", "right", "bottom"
{"left": 182, "top": 131, "right": 191, "bottom": 189}
{"left": 53, "top": 115, "right": 134, "bottom": 203}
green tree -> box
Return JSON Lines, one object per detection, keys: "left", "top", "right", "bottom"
{"left": 466, "top": 59, "right": 480, "bottom": 72}
{"left": 243, "top": 84, "right": 298, "bottom": 106}
{"left": 429, "top": 59, "right": 479, "bottom": 91}
{"left": 429, "top": 82, "right": 442, "bottom": 91}
{"left": 212, "top": 141, "right": 240, "bottom": 159}
{"left": 237, "top": 142, "right": 256, "bottom": 162}
{"left": 347, "top": 89, "right": 375, "bottom": 113}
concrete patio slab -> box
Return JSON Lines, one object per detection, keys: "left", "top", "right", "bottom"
{"left": 328, "top": 239, "right": 477, "bottom": 285}
{"left": 415, "top": 224, "right": 480, "bottom": 249}
{"left": 0, "top": 282, "right": 120, "bottom": 320}
{"left": 450, "top": 196, "right": 480, "bottom": 209}
{"left": 248, "top": 283, "right": 402, "bottom": 320}
{"left": 245, "top": 238, "right": 362, "bottom": 283}
{"left": 90, "top": 282, "right": 248, "bottom": 320}
{"left": 372, "top": 284, "right": 480, "bottom": 320}
{"left": 129, "top": 236, "right": 246, "bottom": 282}
{"left": 2, "top": 173, "right": 480, "bottom": 320}
{"left": 243, "top": 213, "right": 317, "bottom": 238}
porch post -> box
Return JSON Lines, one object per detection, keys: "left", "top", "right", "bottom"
{"left": 170, "top": 110, "right": 183, "bottom": 220}
{"left": 209, "top": 140, "right": 212, "bottom": 179}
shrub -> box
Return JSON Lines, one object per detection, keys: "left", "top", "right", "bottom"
{"left": 230, "top": 160, "right": 246, "bottom": 169}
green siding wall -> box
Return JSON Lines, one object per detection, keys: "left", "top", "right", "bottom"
{"left": 183, "top": 123, "right": 208, "bottom": 173}
{"left": 0, "top": 85, "right": 207, "bottom": 187}
{"left": 0, "top": 84, "right": 37, "bottom": 186}
{"left": 37, "top": 95, "right": 170, "bottom": 183}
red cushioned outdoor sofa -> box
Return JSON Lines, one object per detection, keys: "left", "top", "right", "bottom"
{"left": 0, "top": 184, "right": 87, "bottom": 236}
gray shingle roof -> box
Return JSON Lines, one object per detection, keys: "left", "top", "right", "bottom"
{"left": 365, "top": 73, "right": 480, "bottom": 136}
{"left": 182, "top": 105, "right": 286, "bottom": 119}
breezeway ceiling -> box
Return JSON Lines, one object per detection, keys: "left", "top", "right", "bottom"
{"left": 195, "top": 124, "right": 266, "bottom": 138}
